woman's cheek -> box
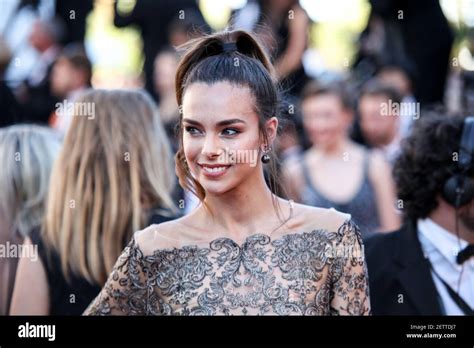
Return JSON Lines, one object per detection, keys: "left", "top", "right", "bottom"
{"left": 183, "top": 137, "right": 200, "bottom": 170}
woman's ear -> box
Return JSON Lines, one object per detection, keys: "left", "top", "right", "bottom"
{"left": 264, "top": 116, "right": 279, "bottom": 145}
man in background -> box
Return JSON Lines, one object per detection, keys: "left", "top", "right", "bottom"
{"left": 365, "top": 113, "right": 474, "bottom": 315}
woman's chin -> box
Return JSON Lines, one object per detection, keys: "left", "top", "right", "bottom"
{"left": 202, "top": 185, "right": 231, "bottom": 196}
{"left": 200, "top": 179, "right": 237, "bottom": 196}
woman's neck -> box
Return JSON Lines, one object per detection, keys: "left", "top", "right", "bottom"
{"left": 199, "top": 171, "right": 282, "bottom": 240}
{"left": 313, "top": 137, "right": 353, "bottom": 158}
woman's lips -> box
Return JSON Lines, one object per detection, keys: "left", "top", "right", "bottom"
{"left": 198, "top": 163, "right": 232, "bottom": 178}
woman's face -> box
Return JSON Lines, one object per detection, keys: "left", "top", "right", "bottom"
{"left": 302, "top": 94, "right": 351, "bottom": 150}
{"left": 182, "top": 81, "right": 277, "bottom": 196}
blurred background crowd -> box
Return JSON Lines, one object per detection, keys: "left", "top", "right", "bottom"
{"left": 0, "top": 0, "right": 473, "bottom": 316}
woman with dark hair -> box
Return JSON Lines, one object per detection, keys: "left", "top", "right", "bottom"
{"left": 84, "top": 30, "right": 370, "bottom": 316}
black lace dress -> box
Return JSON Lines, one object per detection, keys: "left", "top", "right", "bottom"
{"left": 84, "top": 217, "right": 370, "bottom": 316}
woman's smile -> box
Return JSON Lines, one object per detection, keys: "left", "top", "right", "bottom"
{"left": 198, "top": 163, "right": 232, "bottom": 179}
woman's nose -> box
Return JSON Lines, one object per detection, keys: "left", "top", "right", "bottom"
{"left": 201, "top": 134, "right": 222, "bottom": 157}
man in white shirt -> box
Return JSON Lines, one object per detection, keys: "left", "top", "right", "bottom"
{"left": 364, "top": 112, "right": 474, "bottom": 315}
{"left": 418, "top": 218, "right": 473, "bottom": 315}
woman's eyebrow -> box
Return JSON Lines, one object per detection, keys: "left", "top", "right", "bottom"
{"left": 182, "top": 118, "right": 202, "bottom": 126}
{"left": 182, "top": 118, "right": 247, "bottom": 127}
{"left": 216, "top": 118, "right": 247, "bottom": 127}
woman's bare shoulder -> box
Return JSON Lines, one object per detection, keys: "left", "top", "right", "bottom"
{"left": 289, "top": 202, "right": 351, "bottom": 233}
{"left": 133, "top": 215, "right": 200, "bottom": 256}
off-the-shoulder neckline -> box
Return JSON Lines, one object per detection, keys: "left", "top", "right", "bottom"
{"left": 131, "top": 218, "right": 357, "bottom": 258}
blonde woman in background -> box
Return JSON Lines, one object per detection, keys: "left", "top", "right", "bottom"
{"left": 0, "top": 125, "right": 61, "bottom": 315}
{"left": 10, "top": 89, "right": 178, "bottom": 315}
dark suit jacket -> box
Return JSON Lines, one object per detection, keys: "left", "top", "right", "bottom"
{"left": 364, "top": 221, "right": 444, "bottom": 315}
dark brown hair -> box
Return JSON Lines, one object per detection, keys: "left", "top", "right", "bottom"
{"left": 359, "top": 79, "right": 402, "bottom": 105}
{"left": 301, "top": 80, "right": 354, "bottom": 111}
{"left": 393, "top": 112, "right": 469, "bottom": 221}
{"left": 174, "top": 30, "right": 284, "bottom": 203}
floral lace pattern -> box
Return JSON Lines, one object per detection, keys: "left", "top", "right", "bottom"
{"left": 84, "top": 219, "right": 370, "bottom": 315}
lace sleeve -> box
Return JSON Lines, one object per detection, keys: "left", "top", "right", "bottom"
{"left": 329, "top": 220, "right": 371, "bottom": 315}
{"left": 83, "top": 237, "right": 148, "bottom": 316}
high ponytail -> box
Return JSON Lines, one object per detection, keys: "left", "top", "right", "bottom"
{"left": 175, "top": 30, "right": 275, "bottom": 105}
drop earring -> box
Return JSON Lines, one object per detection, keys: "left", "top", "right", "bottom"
{"left": 261, "top": 146, "right": 271, "bottom": 164}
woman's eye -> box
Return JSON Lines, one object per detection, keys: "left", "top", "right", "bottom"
{"left": 221, "top": 128, "right": 240, "bottom": 136}
{"left": 184, "top": 126, "right": 201, "bottom": 135}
